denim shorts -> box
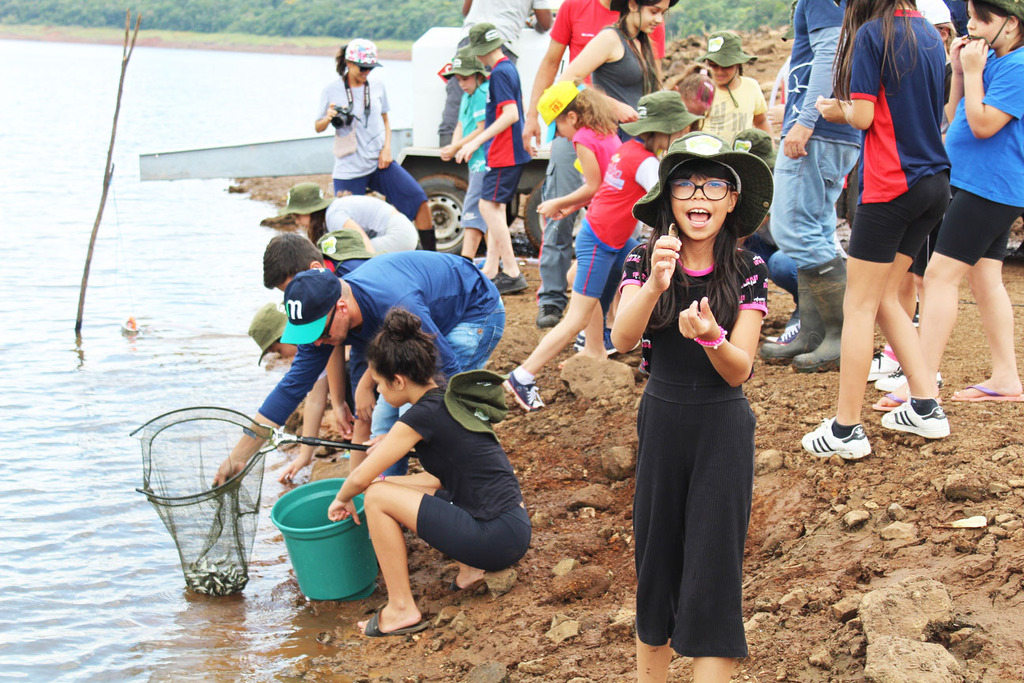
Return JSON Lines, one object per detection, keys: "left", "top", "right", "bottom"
{"left": 461, "top": 170, "right": 488, "bottom": 232}
{"left": 574, "top": 218, "right": 639, "bottom": 299}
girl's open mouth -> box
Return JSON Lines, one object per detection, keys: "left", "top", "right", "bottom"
{"left": 687, "top": 208, "right": 711, "bottom": 228}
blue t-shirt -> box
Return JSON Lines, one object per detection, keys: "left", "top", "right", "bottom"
{"left": 258, "top": 252, "right": 499, "bottom": 425}
{"left": 850, "top": 11, "right": 949, "bottom": 203}
{"left": 459, "top": 82, "right": 490, "bottom": 173}
{"left": 946, "top": 47, "right": 1024, "bottom": 208}
{"left": 784, "top": 0, "right": 860, "bottom": 144}
{"left": 484, "top": 58, "right": 530, "bottom": 168}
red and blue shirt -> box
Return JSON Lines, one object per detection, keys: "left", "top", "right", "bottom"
{"left": 484, "top": 58, "right": 530, "bottom": 168}
{"left": 850, "top": 11, "right": 949, "bottom": 203}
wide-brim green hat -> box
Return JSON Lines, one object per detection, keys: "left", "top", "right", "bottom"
{"left": 465, "top": 22, "right": 505, "bottom": 56}
{"left": 317, "top": 229, "right": 374, "bottom": 262}
{"left": 277, "top": 182, "right": 333, "bottom": 216}
{"left": 732, "top": 128, "right": 776, "bottom": 171}
{"left": 619, "top": 91, "right": 702, "bottom": 137}
{"left": 444, "top": 369, "right": 508, "bottom": 439}
{"left": 632, "top": 132, "right": 774, "bottom": 237}
{"left": 697, "top": 31, "right": 758, "bottom": 67}
{"left": 951, "top": 0, "right": 1024, "bottom": 21}
{"left": 444, "top": 47, "right": 488, "bottom": 78}
{"left": 249, "top": 302, "right": 287, "bottom": 365}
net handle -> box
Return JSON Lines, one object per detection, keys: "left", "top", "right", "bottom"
{"left": 257, "top": 426, "right": 370, "bottom": 452}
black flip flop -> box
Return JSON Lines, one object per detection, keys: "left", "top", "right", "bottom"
{"left": 448, "top": 577, "right": 486, "bottom": 593}
{"left": 362, "top": 610, "right": 429, "bottom": 638}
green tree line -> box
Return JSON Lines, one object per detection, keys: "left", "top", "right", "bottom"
{"left": 0, "top": 0, "right": 790, "bottom": 42}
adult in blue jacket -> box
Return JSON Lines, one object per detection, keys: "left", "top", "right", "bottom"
{"left": 215, "top": 251, "right": 504, "bottom": 485}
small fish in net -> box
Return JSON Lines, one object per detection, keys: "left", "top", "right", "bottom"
{"left": 185, "top": 557, "right": 250, "bottom": 596}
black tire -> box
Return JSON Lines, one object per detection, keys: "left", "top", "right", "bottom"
{"left": 419, "top": 174, "right": 467, "bottom": 254}
{"left": 523, "top": 179, "right": 545, "bottom": 252}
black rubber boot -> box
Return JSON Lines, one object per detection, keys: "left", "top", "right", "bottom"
{"left": 793, "top": 256, "right": 847, "bottom": 372}
{"left": 760, "top": 269, "right": 822, "bottom": 361}
{"left": 418, "top": 228, "right": 437, "bottom": 252}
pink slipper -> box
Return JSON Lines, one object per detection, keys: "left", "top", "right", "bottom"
{"left": 951, "top": 385, "right": 1024, "bottom": 402}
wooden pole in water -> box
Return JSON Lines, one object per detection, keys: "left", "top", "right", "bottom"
{"left": 75, "top": 10, "right": 142, "bottom": 336}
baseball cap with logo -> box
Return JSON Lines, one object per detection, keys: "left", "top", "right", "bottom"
{"left": 344, "top": 39, "right": 382, "bottom": 69}
{"left": 465, "top": 22, "right": 505, "bottom": 56}
{"left": 537, "top": 81, "right": 586, "bottom": 142}
{"left": 249, "top": 302, "right": 287, "bottom": 364}
{"left": 280, "top": 269, "right": 342, "bottom": 345}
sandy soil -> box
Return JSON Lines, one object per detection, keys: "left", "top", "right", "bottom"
{"left": 236, "top": 31, "right": 1024, "bottom": 682}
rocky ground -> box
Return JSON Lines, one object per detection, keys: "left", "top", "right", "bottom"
{"left": 236, "top": 30, "right": 1024, "bottom": 683}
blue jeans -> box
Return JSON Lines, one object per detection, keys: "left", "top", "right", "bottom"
{"left": 744, "top": 233, "right": 799, "bottom": 305}
{"left": 370, "top": 302, "right": 506, "bottom": 475}
{"left": 537, "top": 136, "right": 582, "bottom": 312}
{"left": 770, "top": 138, "right": 860, "bottom": 270}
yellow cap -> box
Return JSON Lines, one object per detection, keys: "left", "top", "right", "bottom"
{"left": 537, "top": 81, "right": 581, "bottom": 126}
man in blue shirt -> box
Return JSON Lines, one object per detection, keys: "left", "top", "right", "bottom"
{"left": 760, "top": 0, "right": 861, "bottom": 372}
{"left": 214, "top": 251, "right": 504, "bottom": 485}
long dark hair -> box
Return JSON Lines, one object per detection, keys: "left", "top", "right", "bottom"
{"left": 644, "top": 159, "right": 743, "bottom": 332}
{"left": 365, "top": 308, "right": 438, "bottom": 385}
{"left": 335, "top": 43, "right": 349, "bottom": 77}
{"left": 305, "top": 208, "right": 328, "bottom": 244}
{"left": 833, "top": 0, "right": 919, "bottom": 100}
{"left": 616, "top": 0, "right": 663, "bottom": 95}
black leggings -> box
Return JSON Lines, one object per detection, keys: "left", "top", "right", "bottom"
{"left": 934, "top": 187, "right": 1024, "bottom": 265}
{"left": 848, "top": 171, "right": 950, "bottom": 264}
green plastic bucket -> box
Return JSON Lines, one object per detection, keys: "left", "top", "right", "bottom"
{"left": 270, "top": 478, "right": 378, "bottom": 600}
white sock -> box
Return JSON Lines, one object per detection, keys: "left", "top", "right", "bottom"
{"left": 512, "top": 366, "right": 535, "bottom": 384}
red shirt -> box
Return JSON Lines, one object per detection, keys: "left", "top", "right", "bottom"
{"left": 586, "top": 139, "right": 657, "bottom": 248}
{"left": 550, "top": 0, "right": 666, "bottom": 61}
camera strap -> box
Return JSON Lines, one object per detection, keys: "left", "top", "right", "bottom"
{"left": 343, "top": 77, "right": 372, "bottom": 126}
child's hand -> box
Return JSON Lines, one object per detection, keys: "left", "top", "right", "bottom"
{"left": 328, "top": 497, "right": 360, "bottom": 524}
{"left": 949, "top": 36, "right": 970, "bottom": 75}
{"left": 455, "top": 139, "right": 480, "bottom": 164}
{"left": 960, "top": 38, "right": 989, "bottom": 76}
{"left": 378, "top": 143, "right": 392, "bottom": 169}
{"left": 278, "top": 452, "right": 313, "bottom": 484}
{"left": 611, "top": 100, "right": 639, "bottom": 123}
{"left": 536, "top": 199, "right": 565, "bottom": 219}
{"left": 678, "top": 297, "right": 720, "bottom": 342}
{"left": 439, "top": 144, "right": 455, "bottom": 161}
{"left": 815, "top": 97, "right": 847, "bottom": 124}
{"left": 333, "top": 402, "right": 354, "bottom": 439}
{"left": 649, "top": 234, "right": 681, "bottom": 293}
{"left": 355, "top": 382, "right": 376, "bottom": 423}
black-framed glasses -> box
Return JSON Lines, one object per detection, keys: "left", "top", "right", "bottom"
{"left": 669, "top": 179, "right": 734, "bottom": 201}
{"left": 317, "top": 306, "right": 337, "bottom": 343}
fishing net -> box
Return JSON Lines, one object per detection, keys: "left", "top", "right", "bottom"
{"left": 133, "top": 407, "right": 276, "bottom": 596}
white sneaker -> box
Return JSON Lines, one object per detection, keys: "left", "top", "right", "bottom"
{"left": 875, "top": 368, "right": 942, "bottom": 393}
{"left": 867, "top": 351, "right": 900, "bottom": 381}
{"left": 881, "top": 402, "right": 950, "bottom": 439}
{"left": 802, "top": 418, "right": 871, "bottom": 460}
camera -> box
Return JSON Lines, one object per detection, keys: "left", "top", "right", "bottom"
{"left": 330, "top": 106, "right": 355, "bottom": 128}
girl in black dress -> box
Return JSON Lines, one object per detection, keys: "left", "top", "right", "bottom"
{"left": 328, "top": 308, "right": 529, "bottom": 637}
{"left": 611, "top": 132, "right": 773, "bottom": 682}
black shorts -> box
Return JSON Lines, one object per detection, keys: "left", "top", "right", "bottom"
{"left": 910, "top": 221, "right": 942, "bottom": 277}
{"left": 481, "top": 164, "right": 525, "bottom": 206}
{"left": 417, "top": 497, "right": 531, "bottom": 572}
{"left": 848, "top": 171, "right": 949, "bottom": 264}
{"left": 934, "top": 187, "right": 1024, "bottom": 265}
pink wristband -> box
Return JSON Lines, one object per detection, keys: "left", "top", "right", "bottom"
{"left": 694, "top": 325, "right": 727, "bottom": 350}
{"left": 378, "top": 474, "right": 386, "bottom": 483}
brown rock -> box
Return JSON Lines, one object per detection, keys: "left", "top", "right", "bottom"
{"left": 550, "top": 566, "right": 612, "bottom": 601}
{"left": 844, "top": 510, "right": 871, "bottom": 530}
{"left": 879, "top": 521, "right": 916, "bottom": 541}
{"left": 485, "top": 568, "right": 517, "bottom": 597}
{"left": 943, "top": 473, "right": 988, "bottom": 502}
{"left": 755, "top": 449, "right": 785, "bottom": 474}
{"left": 466, "top": 662, "right": 510, "bottom": 683}
{"left": 863, "top": 636, "right": 963, "bottom": 682}
{"left": 832, "top": 594, "right": 862, "bottom": 622}
{"left": 859, "top": 577, "right": 953, "bottom": 642}
{"left": 601, "top": 446, "right": 636, "bottom": 481}
{"left": 566, "top": 483, "right": 613, "bottom": 511}
{"left": 517, "top": 656, "right": 558, "bottom": 675}
{"left": 545, "top": 618, "right": 581, "bottom": 644}
{"left": 559, "top": 355, "right": 634, "bottom": 400}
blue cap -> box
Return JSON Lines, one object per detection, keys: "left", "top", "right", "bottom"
{"left": 280, "top": 269, "right": 341, "bottom": 345}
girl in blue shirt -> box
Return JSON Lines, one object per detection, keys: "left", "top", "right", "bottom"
{"left": 920, "top": 0, "right": 1024, "bottom": 403}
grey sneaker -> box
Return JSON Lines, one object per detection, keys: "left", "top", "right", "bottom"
{"left": 881, "top": 402, "right": 950, "bottom": 439}
{"left": 802, "top": 418, "right": 871, "bottom": 460}
{"left": 536, "top": 304, "right": 562, "bottom": 328}
{"left": 492, "top": 271, "right": 528, "bottom": 295}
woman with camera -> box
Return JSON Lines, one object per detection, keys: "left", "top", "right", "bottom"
{"left": 315, "top": 39, "right": 437, "bottom": 250}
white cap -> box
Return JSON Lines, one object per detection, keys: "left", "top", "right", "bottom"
{"left": 916, "top": 0, "right": 953, "bottom": 26}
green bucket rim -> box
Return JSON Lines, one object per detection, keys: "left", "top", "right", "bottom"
{"left": 270, "top": 477, "right": 364, "bottom": 536}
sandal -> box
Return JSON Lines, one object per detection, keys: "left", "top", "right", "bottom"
{"left": 362, "top": 609, "right": 429, "bottom": 638}
{"left": 872, "top": 393, "right": 905, "bottom": 412}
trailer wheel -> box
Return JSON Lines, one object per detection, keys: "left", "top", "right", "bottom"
{"left": 420, "top": 174, "right": 467, "bottom": 254}
{"left": 522, "top": 180, "right": 545, "bottom": 252}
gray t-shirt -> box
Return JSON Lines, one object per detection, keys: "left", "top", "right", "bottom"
{"left": 325, "top": 195, "right": 396, "bottom": 238}
{"left": 318, "top": 76, "right": 391, "bottom": 179}
{"left": 461, "top": 0, "right": 553, "bottom": 44}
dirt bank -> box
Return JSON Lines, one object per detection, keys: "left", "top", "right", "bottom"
{"left": 236, "top": 29, "right": 1024, "bottom": 681}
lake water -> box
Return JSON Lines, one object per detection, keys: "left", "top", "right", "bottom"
{"left": 0, "top": 39, "right": 413, "bottom": 682}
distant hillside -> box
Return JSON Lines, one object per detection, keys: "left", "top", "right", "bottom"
{"left": 0, "top": 0, "right": 791, "bottom": 42}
